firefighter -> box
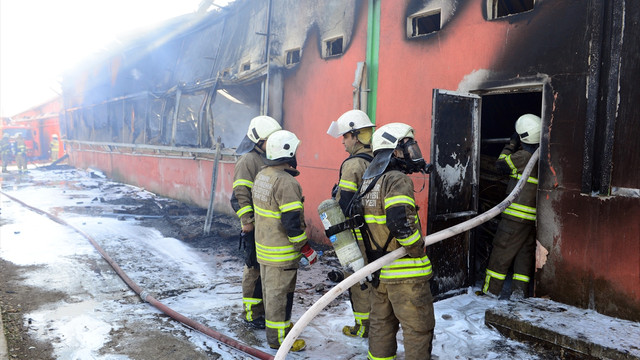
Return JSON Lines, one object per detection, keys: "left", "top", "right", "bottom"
{"left": 1, "top": 133, "right": 11, "bottom": 173}
{"left": 50, "top": 134, "right": 60, "bottom": 162}
{"left": 483, "top": 114, "right": 541, "bottom": 300}
{"left": 326, "top": 109, "right": 375, "bottom": 338}
{"left": 252, "top": 129, "right": 316, "bottom": 352}
{"left": 230, "top": 115, "right": 282, "bottom": 329}
{"left": 355, "top": 123, "right": 434, "bottom": 360}
{"left": 15, "top": 133, "right": 27, "bottom": 173}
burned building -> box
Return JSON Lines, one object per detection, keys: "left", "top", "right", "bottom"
{"left": 61, "top": 0, "right": 640, "bottom": 322}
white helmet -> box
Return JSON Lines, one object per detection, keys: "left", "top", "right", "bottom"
{"left": 364, "top": 122, "right": 430, "bottom": 179}
{"left": 52, "top": 134, "right": 58, "bottom": 139}
{"left": 236, "top": 115, "right": 282, "bottom": 154}
{"left": 327, "top": 110, "right": 375, "bottom": 138}
{"left": 371, "top": 122, "right": 415, "bottom": 153}
{"left": 515, "top": 114, "right": 542, "bottom": 144}
{"left": 265, "top": 130, "right": 300, "bottom": 163}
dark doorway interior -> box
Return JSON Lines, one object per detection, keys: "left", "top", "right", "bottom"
{"left": 473, "top": 90, "right": 542, "bottom": 294}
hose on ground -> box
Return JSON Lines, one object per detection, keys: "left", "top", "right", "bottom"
{"left": 275, "top": 148, "right": 540, "bottom": 359}
{"left": 0, "top": 189, "right": 275, "bottom": 360}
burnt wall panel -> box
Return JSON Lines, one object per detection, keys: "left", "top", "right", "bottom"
{"left": 612, "top": 1, "right": 640, "bottom": 189}
{"left": 537, "top": 190, "right": 640, "bottom": 321}
{"left": 173, "top": 22, "right": 224, "bottom": 85}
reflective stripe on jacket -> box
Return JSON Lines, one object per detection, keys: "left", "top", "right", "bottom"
{"left": 496, "top": 149, "right": 538, "bottom": 223}
{"left": 231, "top": 149, "right": 265, "bottom": 225}
{"left": 361, "top": 170, "right": 432, "bottom": 283}
{"left": 336, "top": 145, "right": 372, "bottom": 243}
{"left": 253, "top": 165, "right": 307, "bottom": 268}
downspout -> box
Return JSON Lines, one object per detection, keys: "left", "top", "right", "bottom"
{"left": 366, "top": 0, "right": 381, "bottom": 123}
{"left": 262, "top": 0, "right": 273, "bottom": 116}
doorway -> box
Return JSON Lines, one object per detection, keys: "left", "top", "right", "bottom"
{"left": 473, "top": 90, "right": 542, "bottom": 294}
{"left": 427, "top": 88, "right": 542, "bottom": 299}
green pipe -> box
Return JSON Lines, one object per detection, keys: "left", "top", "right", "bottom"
{"left": 366, "top": 0, "right": 380, "bottom": 124}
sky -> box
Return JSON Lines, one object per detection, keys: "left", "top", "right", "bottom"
{"left": 0, "top": 0, "right": 215, "bottom": 117}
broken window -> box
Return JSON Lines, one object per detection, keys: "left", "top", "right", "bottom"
{"left": 79, "top": 107, "right": 93, "bottom": 141}
{"left": 147, "top": 98, "right": 164, "bottom": 145}
{"left": 109, "top": 101, "right": 124, "bottom": 143}
{"left": 132, "top": 98, "right": 147, "bottom": 144}
{"left": 174, "top": 92, "right": 205, "bottom": 147}
{"left": 161, "top": 97, "right": 175, "bottom": 146}
{"left": 210, "top": 83, "right": 261, "bottom": 148}
{"left": 488, "top": 0, "right": 534, "bottom": 20}
{"left": 286, "top": 48, "right": 301, "bottom": 65}
{"left": 409, "top": 10, "right": 441, "bottom": 38}
{"left": 93, "top": 104, "right": 110, "bottom": 142}
{"left": 324, "top": 37, "right": 343, "bottom": 58}
{"left": 123, "top": 101, "right": 135, "bottom": 144}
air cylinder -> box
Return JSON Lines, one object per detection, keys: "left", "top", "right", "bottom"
{"left": 317, "top": 198, "right": 365, "bottom": 273}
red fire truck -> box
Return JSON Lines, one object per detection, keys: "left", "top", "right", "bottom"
{"left": 0, "top": 125, "right": 41, "bottom": 161}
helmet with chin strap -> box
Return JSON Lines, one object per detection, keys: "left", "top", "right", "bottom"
{"left": 515, "top": 114, "right": 542, "bottom": 145}
{"left": 265, "top": 130, "right": 300, "bottom": 166}
{"left": 327, "top": 110, "right": 375, "bottom": 144}
{"left": 236, "top": 115, "right": 282, "bottom": 155}
{"left": 363, "top": 122, "right": 431, "bottom": 179}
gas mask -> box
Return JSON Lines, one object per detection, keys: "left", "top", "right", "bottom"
{"left": 396, "top": 139, "right": 432, "bottom": 174}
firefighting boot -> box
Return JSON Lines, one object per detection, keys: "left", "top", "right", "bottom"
{"left": 244, "top": 315, "right": 265, "bottom": 329}
{"left": 342, "top": 319, "right": 369, "bottom": 338}
{"left": 269, "top": 339, "right": 306, "bottom": 352}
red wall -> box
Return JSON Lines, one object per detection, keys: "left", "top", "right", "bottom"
{"left": 283, "top": 7, "right": 370, "bottom": 243}
{"left": 68, "top": 145, "right": 236, "bottom": 216}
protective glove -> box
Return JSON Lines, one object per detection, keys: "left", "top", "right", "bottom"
{"left": 327, "top": 270, "right": 345, "bottom": 282}
{"left": 406, "top": 243, "right": 426, "bottom": 258}
{"left": 301, "top": 243, "right": 318, "bottom": 265}
{"left": 508, "top": 132, "right": 521, "bottom": 151}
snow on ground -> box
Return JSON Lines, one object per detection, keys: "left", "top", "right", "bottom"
{"left": 0, "top": 166, "right": 568, "bottom": 359}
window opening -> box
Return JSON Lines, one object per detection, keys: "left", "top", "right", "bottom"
{"left": 324, "top": 37, "right": 343, "bottom": 58}
{"left": 286, "top": 48, "right": 301, "bottom": 65}
{"left": 409, "top": 10, "right": 441, "bottom": 38}
{"left": 489, "top": 0, "right": 534, "bottom": 20}
{"left": 242, "top": 62, "right": 251, "bottom": 71}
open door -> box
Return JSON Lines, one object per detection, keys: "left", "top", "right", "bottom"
{"left": 427, "top": 89, "right": 480, "bottom": 298}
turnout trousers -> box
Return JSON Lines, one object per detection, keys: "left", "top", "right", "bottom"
{"left": 241, "top": 230, "right": 263, "bottom": 322}
{"left": 484, "top": 218, "right": 536, "bottom": 297}
{"left": 346, "top": 241, "right": 371, "bottom": 335}
{"left": 242, "top": 265, "right": 264, "bottom": 322}
{"left": 260, "top": 264, "right": 297, "bottom": 348}
{"left": 368, "top": 279, "right": 434, "bottom": 360}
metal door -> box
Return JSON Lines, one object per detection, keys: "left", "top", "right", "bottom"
{"left": 427, "top": 89, "right": 480, "bottom": 298}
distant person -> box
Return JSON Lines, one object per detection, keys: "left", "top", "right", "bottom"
{"left": 15, "top": 133, "right": 27, "bottom": 173}
{"left": 482, "top": 114, "right": 541, "bottom": 300}
{"left": 326, "top": 109, "right": 375, "bottom": 338}
{"left": 1, "top": 133, "right": 11, "bottom": 173}
{"left": 355, "top": 123, "right": 434, "bottom": 360}
{"left": 252, "top": 129, "right": 316, "bottom": 352}
{"left": 230, "top": 115, "right": 282, "bottom": 329}
{"left": 50, "top": 134, "right": 60, "bottom": 162}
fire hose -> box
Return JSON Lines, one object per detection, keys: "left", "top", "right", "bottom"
{"left": 0, "top": 190, "right": 275, "bottom": 360}
{"left": 275, "top": 148, "right": 540, "bottom": 359}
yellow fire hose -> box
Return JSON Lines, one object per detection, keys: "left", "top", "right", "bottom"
{"left": 275, "top": 148, "right": 540, "bottom": 359}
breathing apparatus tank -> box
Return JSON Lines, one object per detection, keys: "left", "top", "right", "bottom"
{"left": 317, "top": 199, "right": 365, "bottom": 273}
